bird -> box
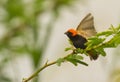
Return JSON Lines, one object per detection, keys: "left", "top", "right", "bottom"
{"left": 64, "top": 13, "right": 98, "bottom": 60}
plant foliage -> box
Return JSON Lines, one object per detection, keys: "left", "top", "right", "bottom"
{"left": 57, "top": 25, "right": 120, "bottom": 66}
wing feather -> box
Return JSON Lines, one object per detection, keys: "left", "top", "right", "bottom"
{"left": 76, "top": 13, "right": 97, "bottom": 38}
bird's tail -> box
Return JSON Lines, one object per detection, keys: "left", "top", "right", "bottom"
{"left": 87, "top": 50, "right": 99, "bottom": 60}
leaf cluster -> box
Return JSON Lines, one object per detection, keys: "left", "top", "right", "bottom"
{"left": 57, "top": 53, "right": 88, "bottom": 66}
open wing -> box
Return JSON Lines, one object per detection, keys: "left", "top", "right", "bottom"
{"left": 76, "top": 13, "right": 97, "bottom": 38}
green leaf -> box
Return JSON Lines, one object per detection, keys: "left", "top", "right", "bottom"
{"left": 66, "top": 58, "right": 88, "bottom": 66}
{"left": 64, "top": 54, "right": 88, "bottom": 66}
{"left": 67, "top": 58, "right": 78, "bottom": 66}
{"left": 65, "top": 47, "right": 73, "bottom": 51}
{"left": 75, "top": 48, "right": 84, "bottom": 54}
{"left": 66, "top": 54, "right": 83, "bottom": 60}
{"left": 95, "top": 48, "right": 106, "bottom": 56}
{"left": 96, "top": 31, "right": 113, "bottom": 37}
{"left": 75, "top": 60, "right": 88, "bottom": 66}
{"left": 86, "top": 37, "right": 105, "bottom": 50}
{"left": 75, "top": 55, "right": 84, "bottom": 60}
{"left": 56, "top": 58, "right": 65, "bottom": 66}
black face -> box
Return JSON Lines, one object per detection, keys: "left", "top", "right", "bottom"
{"left": 64, "top": 31, "right": 73, "bottom": 38}
{"left": 65, "top": 31, "right": 87, "bottom": 49}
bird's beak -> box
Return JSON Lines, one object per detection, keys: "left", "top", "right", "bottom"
{"left": 64, "top": 31, "right": 68, "bottom": 35}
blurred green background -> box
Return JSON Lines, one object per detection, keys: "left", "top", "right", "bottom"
{"left": 0, "top": 0, "right": 120, "bottom": 82}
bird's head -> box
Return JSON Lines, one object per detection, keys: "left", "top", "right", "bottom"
{"left": 64, "top": 29, "right": 77, "bottom": 37}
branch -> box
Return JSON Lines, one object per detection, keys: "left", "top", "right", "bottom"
{"left": 22, "top": 52, "right": 87, "bottom": 82}
{"left": 22, "top": 61, "right": 57, "bottom": 82}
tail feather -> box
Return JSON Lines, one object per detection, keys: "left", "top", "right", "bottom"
{"left": 87, "top": 50, "right": 99, "bottom": 60}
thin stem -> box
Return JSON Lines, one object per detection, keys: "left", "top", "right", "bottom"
{"left": 22, "top": 61, "right": 57, "bottom": 82}
{"left": 22, "top": 53, "right": 73, "bottom": 82}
